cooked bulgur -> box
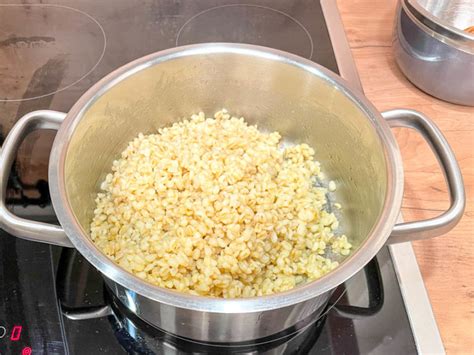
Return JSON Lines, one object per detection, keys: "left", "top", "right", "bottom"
{"left": 90, "top": 110, "right": 351, "bottom": 298}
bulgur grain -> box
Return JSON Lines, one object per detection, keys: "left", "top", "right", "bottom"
{"left": 91, "top": 110, "right": 351, "bottom": 298}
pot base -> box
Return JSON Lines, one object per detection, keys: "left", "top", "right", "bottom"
{"left": 108, "top": 288, "right": 328, "bottom": 352}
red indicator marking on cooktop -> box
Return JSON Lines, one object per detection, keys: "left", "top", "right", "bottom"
{"left": 22, "top": 346, "right": 32, "bottom": 355}
{"left": 10, "top": 325, "right": 22, "bottom": 341}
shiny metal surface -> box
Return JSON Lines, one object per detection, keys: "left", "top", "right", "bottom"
{"left": 64, "top": 305, "right": 113, "bottom": 321}
{"left": 383, "top": 109, "right": 465, "bottom": 243}
{"left": 393, "top": 0, "right": 474, "bottom": 106}
{"left": 105, "top": 277, "right": 331, "bottom": 343}
{"left": 0, "top": 43, "right": 463, "bottom": 342}
{"left": 389, "top": 242, "right": 445, "bottom": 354}
{"left": 52, "top": 43, "right": 403, "bottom": 342}
{"left": 412, "top": 0, "right": 474, "bottom": 37}
{"left": 0, "top": 110, "right": 73, "bottom": 247}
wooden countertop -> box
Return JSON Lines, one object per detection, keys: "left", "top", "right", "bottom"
{"left": 336, "top": 0, "right": 473, "bottom": 353}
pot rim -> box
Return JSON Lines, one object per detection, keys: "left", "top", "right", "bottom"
{"left": 49, "top": 43, "right": 404, "bottom": 313}
{"left": 403, "top": 0, "right": 474, "bottom": 51}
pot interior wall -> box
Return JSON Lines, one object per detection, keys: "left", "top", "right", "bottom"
{"left": 64, "top": 51, "right": 388, "bottom": 256}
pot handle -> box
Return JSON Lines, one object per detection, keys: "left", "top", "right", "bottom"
{"left": 382, "top": 109, "right": 465, "bottom": 244}
{"left": 332, "top": 256, "right": 383, "bottom": 318}
{"left": 0, "top": 110, "right": 74, "bottom": 247}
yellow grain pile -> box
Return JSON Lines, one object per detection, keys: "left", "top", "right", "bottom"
{"left": 91, "top": 110, "right": 351, "bottom": 298}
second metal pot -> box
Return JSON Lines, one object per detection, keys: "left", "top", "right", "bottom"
{"left": 0, "top": 44, "right": 465, "bottom": 342}
{"left": 393, "top": 0, "right": 474, "bottom": 106}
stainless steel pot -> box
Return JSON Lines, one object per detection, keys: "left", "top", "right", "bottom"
{"left": 393, "top": 0, "right": 474, "bottom": 106}
{"left": 0, "top": 44, "right": 465, "bottom": 343}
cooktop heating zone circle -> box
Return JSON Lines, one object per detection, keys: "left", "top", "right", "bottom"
{"left": 176, "top": 4, "right": 314, "bottom": 59}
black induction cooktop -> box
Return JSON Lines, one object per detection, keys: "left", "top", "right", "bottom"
{"left": 0, "top": 1, "right": 430, "bottom": 354}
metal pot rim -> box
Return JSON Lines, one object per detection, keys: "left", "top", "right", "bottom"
{"left": 404, "top": 0, "right": 474, "bottom": 50}
{"left": 49, "top": 43, "right": 404, "bottom": 313}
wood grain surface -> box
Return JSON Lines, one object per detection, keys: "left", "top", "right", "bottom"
{"left": 336, "top": 1, "right": 474, "bottom": 353}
